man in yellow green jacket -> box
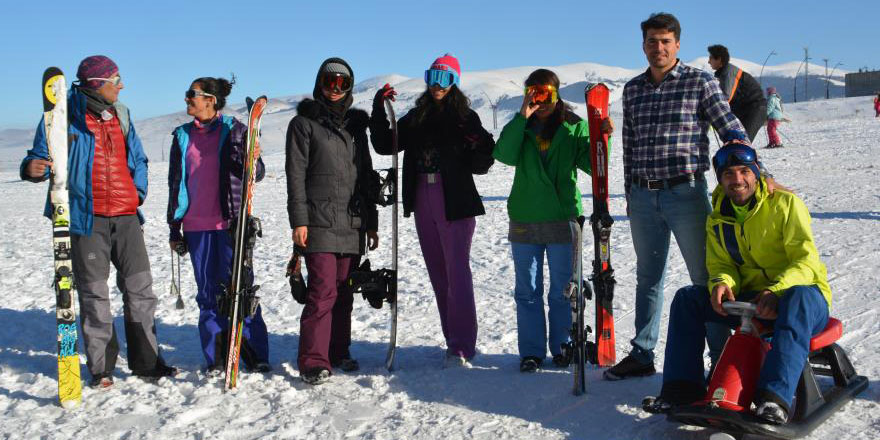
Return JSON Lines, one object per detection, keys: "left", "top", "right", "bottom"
{"left": 645, "top": 143, "right": 831, "bottom": 425}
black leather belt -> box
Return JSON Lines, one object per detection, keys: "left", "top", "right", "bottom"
{"left": 632, "top": 173, "right": 703, "bottom": 190}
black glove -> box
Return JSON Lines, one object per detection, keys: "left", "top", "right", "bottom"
{"left": 286, "top": 250, "right": 307, "bottom": 304}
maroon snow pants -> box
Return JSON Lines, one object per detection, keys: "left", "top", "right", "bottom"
{"left": 297, "top": 252, "right": 354, "bottom": 372}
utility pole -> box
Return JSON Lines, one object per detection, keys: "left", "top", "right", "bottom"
{"left": 823, "top": 58, "right": 829, "bottom": 99}
{"left": 794, "top": 60, "right": 805, "bottom": 103}
{"left": 804, "top": 47, "right": 810, "bottom": 101}
{"left": 759, "top": 50, "right": 777, "bottom": 87}
{"left": 482, "top": 90, "right": 499, "bottom": 130}
{"left": 827, "top": 62, "right": 843, "bottom": 99}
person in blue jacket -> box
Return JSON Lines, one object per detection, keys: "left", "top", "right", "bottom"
{"left": 21, "top": 55, "right": 175, "bottom": 388}
{"left": 167, "top": 76, "right": 270, "bottom": 375}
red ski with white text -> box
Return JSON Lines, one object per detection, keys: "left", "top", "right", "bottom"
{"left": 585, "top": 83, "right": 616, "bottom": 367}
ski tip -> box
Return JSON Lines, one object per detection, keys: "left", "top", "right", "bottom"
{"left": 585, "top": 82, "right": 609, "bottom": 93}
{"left": 245, "top": 96, "right": 268, "bottom": 113}
{"left": 43, "top": 67, "right": 66, "bottom": 111}
{"left": 43, "top": 66, "right": 64, "bottom": 80}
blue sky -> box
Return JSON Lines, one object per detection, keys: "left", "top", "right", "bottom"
{"left": 1, "top": 0, "right": 875, "bottom": 129}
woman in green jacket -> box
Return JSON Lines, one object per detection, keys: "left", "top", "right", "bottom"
{"left": 493, "top": 69, "right": 612, "bottom": 372}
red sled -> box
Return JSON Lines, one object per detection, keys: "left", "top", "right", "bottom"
{"left": 668, "top": 302, "right": 868, "bottom": 439}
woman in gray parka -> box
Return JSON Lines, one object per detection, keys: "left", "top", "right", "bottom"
{"left": 285, "top": 57, "right": 378, "bottom": 385}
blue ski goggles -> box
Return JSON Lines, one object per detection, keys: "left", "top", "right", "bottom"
{"left": 712, "top": 144, "right": 758, "bottom": 173}
{"left": 424, "top": 68, "right": 459, "bottom": 89}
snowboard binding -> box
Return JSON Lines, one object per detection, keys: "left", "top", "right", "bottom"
{"left": 664, "top": 301, "right": 868, "bottom": 439}
{"left": 347, "top": 258, "right": 396, "bottom": 309}
{"left": 374, "top": 168, "right": 396, "bottom": 207}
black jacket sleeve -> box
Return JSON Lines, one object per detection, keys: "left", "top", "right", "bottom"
{"left": 369, "top": 101, "right": 412, "bottom": 155}
{"left": 285, "top": 117, "right": 311, "bottom": 229}
{"left": 463, "top": 111, "right": 495, "bottom": 175}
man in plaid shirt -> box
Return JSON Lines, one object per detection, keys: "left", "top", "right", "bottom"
{"left": 604, "top": 12, "right": 750, "bottom": 380}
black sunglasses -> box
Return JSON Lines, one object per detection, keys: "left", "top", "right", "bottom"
{"left": 185, "top": 89, "right": 215, "bottom": 99}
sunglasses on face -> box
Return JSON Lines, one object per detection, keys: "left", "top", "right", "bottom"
{"left": 713, "top": 144, "right": 757, "bottom": 170}
{"left": 525, "top": 84, "right": 558, "bottom": 105}
{"left": 185, "top": 89, "right": 215, "bottom": 99}
{"left": 424, "top": 69, "right": 458, "bottom": 89}
{"left": 87, "top": 75, "right": 122, "bottom": 86}
{"left": 320, "top": 72, "right": 353, "bottom": 93}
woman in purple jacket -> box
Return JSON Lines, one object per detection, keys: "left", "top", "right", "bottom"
{"left": 167, "top": 77, "right": 269, "bottom": 375}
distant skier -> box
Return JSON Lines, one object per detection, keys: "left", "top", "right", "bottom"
{"left": 21, "top": 55, "right": 176, "bottom": 388}
{"left": 766, "top": 87, "right": 786, "bottom": 148}
{"left": 708, "top": 45, "right": 767, "bottom": 142}
{"left": 285, "top": 58, "right": 379, "bottom": 385}
{"left": 493, "top": 68, "right": 613, "bottom": 372}
{"left": 642, "top": 143, "right": 832, "bottom": 425}
{"left": 369, "top": 54, "right": 496, "bottom": 368}
{"left": 874, "top": 92, "right": 880, "bottom": 117}
{"left": 166, "top": 76, "right": 270, "bottom": 375}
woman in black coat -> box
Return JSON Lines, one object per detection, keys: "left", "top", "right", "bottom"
{"left": 370, "top": 53, "right": 494, "bottom": 368}
{"left": 286, "top": 58, "right": 378, "bottom": 384}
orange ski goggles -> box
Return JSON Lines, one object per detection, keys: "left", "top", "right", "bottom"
{"left": 525, "top": 84, "right": 558, "bottom": 105}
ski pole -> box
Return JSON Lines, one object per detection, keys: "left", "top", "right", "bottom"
{"left": 170, "top": 245, "right": 185, "bottom": 309}
{"left": 778, "top": 128, "right": 793, "bottom": 145}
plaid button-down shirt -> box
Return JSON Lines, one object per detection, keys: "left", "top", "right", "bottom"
{"left": 622, "top": 61, "right": 746, "bottom": 191}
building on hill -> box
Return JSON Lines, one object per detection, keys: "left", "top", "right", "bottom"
{"left": 845, "top": 70, "right": 880, "bottom": 97}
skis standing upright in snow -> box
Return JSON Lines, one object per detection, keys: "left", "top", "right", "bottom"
{"left": 383, "top": 97, "right": 399, "bottom": 372}
{"left": 585, "top": 83, "right": 616, "bottom": 367}
{"left": 42, "top": 67, "right": 81, "bottom": 408}
{"left": 563, "top": 216, "right": 589, "bottom": 395}
{"left": 224, "top": 96, "right": 267, "bottom": 390}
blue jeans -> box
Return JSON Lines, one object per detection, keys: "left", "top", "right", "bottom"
{"left": 511, "top": 242, "right": 573, "bottom": 359}
{"left": 628, "top": 178, "right": 729, "bottom": 364}
{"left": 663, "top": 285, "right": 829, "bottom": 408}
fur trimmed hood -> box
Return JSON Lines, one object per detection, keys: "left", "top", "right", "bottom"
{"left": 296, "top": 98, "right": 368, "bottom": 131}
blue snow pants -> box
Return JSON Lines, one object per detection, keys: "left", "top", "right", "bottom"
{"left": 662, "top": 284, "right": 829, "bottom": 408}
{"left": 184, "top": 230, "right": 269, "bottom": 368}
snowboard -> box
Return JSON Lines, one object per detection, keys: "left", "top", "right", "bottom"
{"left": 384, "top": 97, "right": 399, "bottom": 372}
{"left": 224, "top": 96, "right": 267, "bottom": 389}
{"left": 43, "top": 67, "right": 82, "bottom": 408}
{"left": 585, "top": 83, "right": 616, "bottom": 367}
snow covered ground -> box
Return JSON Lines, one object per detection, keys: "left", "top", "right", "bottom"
{"left": 0, "top": 79, "right": 878, "bottom": 438}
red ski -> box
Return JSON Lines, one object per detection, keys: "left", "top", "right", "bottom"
{"left": 585, "top": 83, "right": 616, "bottom": 367}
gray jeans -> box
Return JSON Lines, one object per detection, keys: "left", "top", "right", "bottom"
{"left": 71, "top": 215, "right": 160, "bottom": 377}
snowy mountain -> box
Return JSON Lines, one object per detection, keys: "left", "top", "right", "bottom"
{"left": 0, "top": 58, "right": 847, "bottom": 172}
{"left": 0, "top": 58, "right": 877, "bottom": 438}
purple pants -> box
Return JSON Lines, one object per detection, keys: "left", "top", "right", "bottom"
{"left": 767, "top": 119, "right": 781, "bottom": 146}
{"left": 414, "top": 174, "right": 478, "bottom": 358}
{"left": 298, "top": 252, "right": 353, "bottom": 372}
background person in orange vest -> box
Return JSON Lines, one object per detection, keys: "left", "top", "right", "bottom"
{"left": 708, "top": 45, "right": 767, "bottom": 142}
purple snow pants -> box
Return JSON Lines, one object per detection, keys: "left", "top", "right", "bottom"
{"left": 413, "top": 173, "right": 478, "bottom": 359}
{"left": 297, "top": 252, "right": 353, "bottom": 372}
